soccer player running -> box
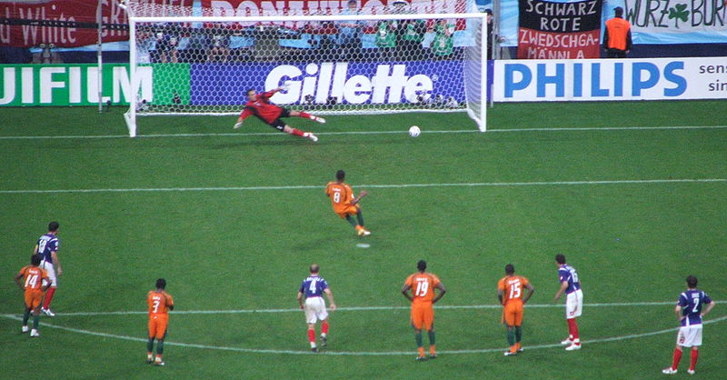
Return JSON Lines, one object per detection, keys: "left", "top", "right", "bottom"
{"left": 34, "top": 221, "right": 61, "bottom": 317}
{"left": 15, "top": 254, "right": 50, "bottom": 337}
{"left": 402, "top": 260, "right": 446, "bottom": 361}
{"left": 553, "top": 254, "right": 583, "bottom": 351}
{"left": 233, "top": 87, "right": 324, "bottom": 142}
{"left": 325, "top": 170, "right": 371, "bottom": 236}
{"left": 662, "top": 275, "right": 715, "bottom": 375}
{"left": 147, "top": 278, "right": 175, "bottom": 366}
{"left": 297, "top": 264, "right": 336, "bottom": 352}
{"left": 497, "top": 264, "right": 534, "bottom": 356}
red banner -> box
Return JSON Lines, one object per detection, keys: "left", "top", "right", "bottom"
{"left": 200, "top": 0, "right": 467, "bottom": 16}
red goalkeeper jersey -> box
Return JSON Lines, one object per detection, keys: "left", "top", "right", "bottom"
{"left": 239, "top": 90, "right": 283, "bottom": 124}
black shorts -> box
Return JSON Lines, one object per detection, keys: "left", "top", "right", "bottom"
{"left": 269, "top": 108, "right": 290, "bottom": 131}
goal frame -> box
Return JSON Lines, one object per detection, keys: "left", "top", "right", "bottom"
{"left": 121, "top": 9, "right": 487, "bottom": 137}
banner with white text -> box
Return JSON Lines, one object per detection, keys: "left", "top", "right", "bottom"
{"left": 517, "top": 0, "right": 604, "bottom": 59}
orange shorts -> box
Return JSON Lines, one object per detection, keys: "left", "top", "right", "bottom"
{"left": 335, "top": 205, "right": 360, "bottom": 219}
{"left": 24, "top": 290, "right": 43, "bottom": 310}
{"left": 410, "top": 302, "right": 434, "bottom": 330}
{"left": 148, "top": 314, "right": 169, "bottom": 340}
{"left": 502, "top": 301, "right": 524, "bottom": 327}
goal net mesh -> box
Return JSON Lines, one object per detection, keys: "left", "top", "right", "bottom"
{"left": 123, "top": 0, "right": 486, "bottom": 135}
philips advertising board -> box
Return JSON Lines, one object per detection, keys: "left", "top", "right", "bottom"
{"left": 494, "top": 57, "right": 727, "bottom": 101}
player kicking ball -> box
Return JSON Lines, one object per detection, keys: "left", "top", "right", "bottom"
{"left": 233, "top": 87, "right": 325, "bottom": 142}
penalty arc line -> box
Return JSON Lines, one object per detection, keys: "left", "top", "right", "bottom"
{"left": 0, "top": 178, "right": 725, "bottom": 195}
{"left": 3, "top": 301, "right": 717, "bottom": 317}
{"left": 2, "top": 304, "right": 726, "bottom": 356}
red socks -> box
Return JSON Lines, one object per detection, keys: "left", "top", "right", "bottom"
{"left": 43, "top": 287, "right": 56, "bottom": 309}
{"left": 321, "top": 321, "right": 329, "bottom": 335}
{"left": 299, "top": 112, "right": 313, "bottom": 119}
{"left": 671, "top": 348, "right": 683, "bottom": 370}
{"left": 289, "top": 128, "right": 305, "bottom": 137}
{"left": 307, "top": 329, "right": 316, "bottom": 343}
{"left": 567, "top": 318, "right": 580, "bottom": 342}
{"left": 689, "top": 349, "right": 699, "bottom": 371}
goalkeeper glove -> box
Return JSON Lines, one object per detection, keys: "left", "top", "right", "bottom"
{"left": 233, "top": 122, "right": 243, "bottom": 129}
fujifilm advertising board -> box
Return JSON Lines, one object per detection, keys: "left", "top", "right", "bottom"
{"left": 494, "top": 57, "right": 727, "bottom": 102}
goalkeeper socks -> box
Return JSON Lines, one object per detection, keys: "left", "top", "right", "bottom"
{"left": 289, "top": 128, "right": 305, "bottom": 137}
{"left": 298, "top": 112, "right": 313, "bottom": 119}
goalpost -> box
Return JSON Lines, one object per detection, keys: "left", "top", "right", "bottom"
{"left": 119, "top": 0, "right": 487, "bottom": 137}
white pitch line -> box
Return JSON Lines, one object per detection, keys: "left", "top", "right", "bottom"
{"left": 1, "top": 312, "right": 725, "bottom": 356}
{"left": 0, "top": 178, "right": 724, "bottom": 195}
{"left": 0, "top": 125, "right": 725, "bottom": 140}
{"left": 0, "top": 301, "right": 690, "bottom": 317}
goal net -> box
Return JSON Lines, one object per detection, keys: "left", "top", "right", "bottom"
{"left": 121, "top": 0, "right": 486, "bottom": 137}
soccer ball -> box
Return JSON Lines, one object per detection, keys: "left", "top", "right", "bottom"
{"left": 408, "top": 126, "right": 421, "bottom": 137}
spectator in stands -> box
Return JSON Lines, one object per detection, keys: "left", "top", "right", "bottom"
{"left": 155, "top": 29, "right": 178, "bottom": 63}
{"left": 375, "top": 4, "right": 398, "bottom": 62}
{"left": 603, "top": 7, "right": 632, "bottom": 58}
{"left": 430, "top": 19, "right": 455, "bottom": 59}
{"left": 208, "top": 29, "right": 231, "bottom": 63}
{"left": 337, "top": 0, "right": 365, "bottom": 61}
{"left": 394, "top": 1, "right": 426, "bottom": 61}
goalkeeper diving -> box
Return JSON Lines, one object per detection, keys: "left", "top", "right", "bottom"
{"left": 233, "top": 85, "right": 325, "bottom": 142}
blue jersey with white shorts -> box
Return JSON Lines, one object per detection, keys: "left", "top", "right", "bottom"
{"left": 678, "top": 290, "right": 712, "bottom": 327}
{"left": 300, "top": 275, "right": 329, "bottom": 298}
{"left": 558, "top": 264, "right": 581, "bottom": 294}
{"left": 37, "top": 233, "right": 60, "bottom": 264}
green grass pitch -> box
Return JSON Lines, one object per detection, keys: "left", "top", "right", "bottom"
{"left": 0, "top": 100, "right": 725, "bottom": 379}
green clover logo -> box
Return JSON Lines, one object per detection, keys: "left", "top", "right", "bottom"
{"left": 668, "top": 4, "right": 690, "bottom": 28}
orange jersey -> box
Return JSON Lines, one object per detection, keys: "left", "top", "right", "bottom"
{"left": 325, "top": 181, "right": 356, "bottom": 213}
{"left": 18, "top": 265, "right": 48, "bottom": 292}
{"left": 147, "top": 290, "right": 174, "bottom": 316}
{"left": 497, "top": 275, "right": 530, "bottom": 304}
{"left": 404, "top": 272, "right": 441, "bottom": 303}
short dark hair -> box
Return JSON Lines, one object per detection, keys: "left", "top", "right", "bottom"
{"left": 614, "top": 6, "right": 623, "bottom": 16}
{"left": 246, "top": 89, "right": 255, "bottom": 96}
{"left": 417, "top": 260, "right": 427, "bottom": 271}
{"left": 31, "top": 254, "right": 42, "bottom": 266}
{"left": 48, "top": 221, "right": 59, "bottom": 232}
{"left": 555, "top": 254, "right": 566, "bottom": 264}
{"left": 156, "top": 278, "right": 167, "bottom": 289}
{"left": 505, "top": 264, "right": 515, "bottom": 275}
{"left": 310, "top": 264, "right": 320, "bottom": 274}
{"left": 686, "top": 275, "right": 698, "bottom": 288}
{"left": 336, "top": 170, "right": 346, "bottom": 181}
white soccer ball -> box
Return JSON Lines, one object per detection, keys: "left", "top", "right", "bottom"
{"left": 408, "top": 126, "right": 421, "bottom": 137}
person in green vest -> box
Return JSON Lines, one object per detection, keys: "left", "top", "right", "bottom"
{"left": 375, "top": 20, "right": 397, "bottom": 61}
{"left": 430, "top": 19, "right": 455, "bottom": 59}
